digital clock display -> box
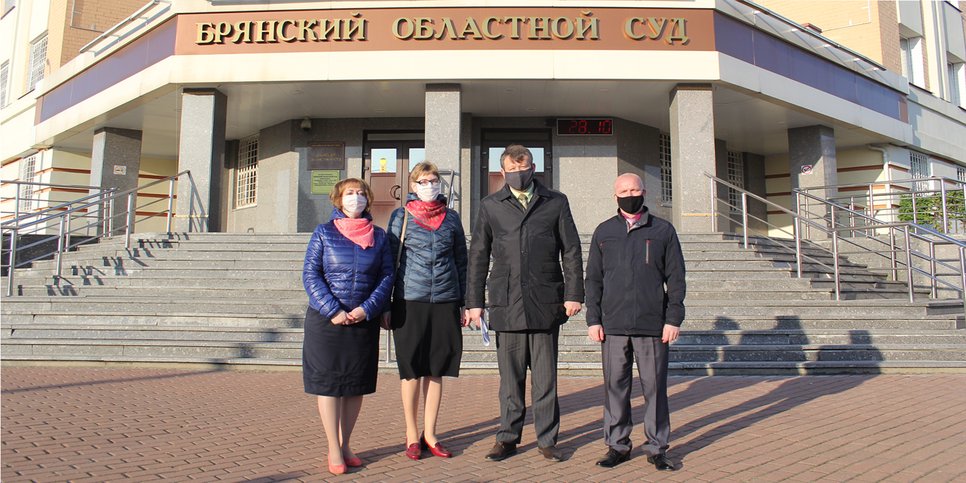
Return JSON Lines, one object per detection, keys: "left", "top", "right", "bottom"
{"left": 556, "top": 118, "right": 614, "bottom": 136}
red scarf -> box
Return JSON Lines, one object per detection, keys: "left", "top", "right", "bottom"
{"left": 333, "top": 217, "right": 374, "bottom": 248}
{"left": 406, "top": 200, "right": 447, "bottom": 231}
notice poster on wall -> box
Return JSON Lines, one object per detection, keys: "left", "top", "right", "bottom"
{"left": 311, "top": 170, "right": 341, "bottom": 195}
{"left": 307, "top": 142, "right": 345, "bottom": 170}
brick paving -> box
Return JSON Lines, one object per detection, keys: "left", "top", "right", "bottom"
{"left": 2, "top": 367, "right": 966, "bottom": 482}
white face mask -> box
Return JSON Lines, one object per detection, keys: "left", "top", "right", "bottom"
{"left": 414, "top": 182, "right": 441, "bottom": 202}
{"left": 341, "top": 194, "right": 367, "bottom": 217}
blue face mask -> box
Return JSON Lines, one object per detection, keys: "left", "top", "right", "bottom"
{"left": 504, "top": 166, "right": 534, "bottom": 191}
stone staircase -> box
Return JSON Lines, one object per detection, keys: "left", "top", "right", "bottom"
{"left": 1, "top": 232, "right": 964, "bottom": 374}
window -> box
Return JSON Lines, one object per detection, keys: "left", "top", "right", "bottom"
{"left": 235, "top": 135, "right": 258, "bottom": 208}
{"left": 659, "top": 133, "right": 672, "bottom": 204}
{"left": 727, "top": 150, "right": 745, "bottom": 213}
{"left": 900, "top": 37, "right": 925, "bottom": 87}
{"left": 19, "top": 154, "right": 38, "bottom": 212}
{"left": 0, "top": 61, "right": 9, "bottom": 107}
{"left": 909, "top": 150, "right": 929, "bottom": 193}
{"left": 956, "top": 166, "right": 965, "bottom": 183}
{"left": 27, "top": 33, "right": 48, "bottom": 92}
{"left": 949, "top": 62, "right": 965, "bottom": 108}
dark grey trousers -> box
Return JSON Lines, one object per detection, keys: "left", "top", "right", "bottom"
{"left": 601, "top": 334, "right": 670, "bottom": 456}
{"left": 494, "top": 326, "right": 560, "bottom": 448}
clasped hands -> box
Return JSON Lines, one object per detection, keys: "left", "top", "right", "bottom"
{"left": 331, "top": 307, "right": 367, "bottom": 325}
{"left": 462, "top": 301, "right": 582, "bottom": 329}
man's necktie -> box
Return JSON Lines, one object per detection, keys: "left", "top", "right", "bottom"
{"left": 517, "top": 193, "right": 528, "bottom": 210}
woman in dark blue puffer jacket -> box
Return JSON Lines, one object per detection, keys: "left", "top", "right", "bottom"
{"left": 302, "top": 178, "right": 394, "bottom": 475}
{"left": 385, "top": 162, "right": 468, "bottom": 461}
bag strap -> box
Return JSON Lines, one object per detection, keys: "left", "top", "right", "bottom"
{"left": 395, "top": 210, "right": 409, "bottom": 267}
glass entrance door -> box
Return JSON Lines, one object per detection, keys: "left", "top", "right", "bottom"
{"left": 481, "top": 129, "right": 553, "bottom": 197}
{"left": 363, "top": 132, "right": 425, "bottom": 228}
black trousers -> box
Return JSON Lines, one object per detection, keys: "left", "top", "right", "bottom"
{"left": 494, "top": 326, "right": 560, "bottom": 448}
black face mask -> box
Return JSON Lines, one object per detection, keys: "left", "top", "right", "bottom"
{"left": 504, "top": 167, "right": 535, "bottom": 191}
{"left": 617, "top": 195, "right": 646, "bottom": 214}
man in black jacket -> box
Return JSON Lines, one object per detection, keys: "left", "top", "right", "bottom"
{"left": 465, "top": 145, "right": 584, "bottom": 463}
{"left": 585, "top": 173, "right": 685, "bottom": 471}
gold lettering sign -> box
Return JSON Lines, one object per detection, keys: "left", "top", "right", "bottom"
{"left": 177, "top": 8, "right": 713, "bottom": 53}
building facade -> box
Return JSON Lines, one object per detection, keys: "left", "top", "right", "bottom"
{"left": 2, "top": 0, "right": 965, "bottom": 237}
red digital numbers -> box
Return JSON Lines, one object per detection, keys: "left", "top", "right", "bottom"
{"left": 556, "top": 118, "right": 613, "bottom": 136}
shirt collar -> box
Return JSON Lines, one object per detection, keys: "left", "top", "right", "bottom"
{"left": 508, "top": 183, "right": 535, "bottom": 201}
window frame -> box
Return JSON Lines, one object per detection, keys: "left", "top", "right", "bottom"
{"left": 659, "top": 132, "right": 672, "bottom": 205}
{"left": 235, "top": 135, "right": 259, "bottom": 209}
{"left": 27, "top": 32, "right": 48, "bottom": 92}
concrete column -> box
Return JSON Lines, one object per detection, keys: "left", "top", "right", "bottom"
{"left": 176, "top": 88, "right": 227, "bottom": 232}
{"left": 425, "top": 84, "right": 462, "bottom": 195}
{"left": 670, "top": 84, "right": 717, "bottom": 233}
{"left": 90, "top": 127, "right": 142, "bottom": 235}
{"left": 788, "top": 125, "right": 838, "bottom": 237}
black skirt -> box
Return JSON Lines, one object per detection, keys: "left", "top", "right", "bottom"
{"left": 302, "top": 307, "right": 380, "bottom": 396}
{"left": 391, "top": 300, "right": 463, "bottom": 380}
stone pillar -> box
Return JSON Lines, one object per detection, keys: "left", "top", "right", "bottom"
{"left": 669, "top": 84, "right": 717, "bottom": 233}
{"left": 425, "top": 84, "right": 462, "bottom": 202}
{"left": 176, "top": 88, "right": 227, "bottom": 232}
{"left": 788, "top": 125, "right": 838, "bottom": 237}
{"left": 90, "top": 127, "right": 142, "bottom": 235}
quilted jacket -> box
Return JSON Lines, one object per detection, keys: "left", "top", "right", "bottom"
{"left": 386, "top": 196, "right": 468, "bottom": 304}
{"left": 302, "top": 208, "right": 395, "bottom": 320}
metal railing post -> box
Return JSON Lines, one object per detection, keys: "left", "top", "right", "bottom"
{"left": 125, "top": 192, "right": 136, "bottom": 249}
{"left": 928, "top": 241, "right": 937, "bottom": 299}
{"left": 911, "top": 193, "right": 918, "bottom": 225}
{"left": 709, "top": 177, "right": 717, "bottom": 232}
{"left": 848, "top": 197, "right": 856, "bottom": 237}
{"left": 959, "top": 246, "right": 966, "bottom": 309}
{"left": 831, "top": 207, "right": 841, "bottom": 301}
{"left": 940, "top": 182, "right": 948, "bottom": 233}
{"left": 385, "top": 332, "right": 392, "bottom": 363}
{"left": 108, "top": 197, "right": 115, "bottom": 236}
{"left": 166, "top": 178, "right": 175, "bottom": 233}
{"left": 13, "top": 182, "right": 21, "bottom": 225}
{"left": 55, "top": 215, "right": 66, "bottom": 278}
{"left": 6, "top": 228, "right": 18, "bottom": 296}
{"left": 794, "top": 191, "right": 803, "bottom": 278}
{"left": 903, "top": 226, "right": 915, "bottom": 303}
{"left": 889, "top": 229, "right": 898, "bottom": 281}
{"left": 741, "top": 192, "right": 749, "bottom": 249}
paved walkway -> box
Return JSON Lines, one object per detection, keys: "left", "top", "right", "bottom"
{"left": 2, "top": 367, "right": 965, "bottom": 482}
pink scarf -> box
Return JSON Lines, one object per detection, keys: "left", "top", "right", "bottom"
{"left": 333, "top": 217, "right": 374, "bottom": 248}
{"left": 406, "top": 200, "right": 447, "bottom": 231}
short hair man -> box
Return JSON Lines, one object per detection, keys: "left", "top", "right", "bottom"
{"left": 585, "top": 173, "right": 685, "bottom": 471}
{"left": 465, "top": 144, "right": 584, "bottom": 463}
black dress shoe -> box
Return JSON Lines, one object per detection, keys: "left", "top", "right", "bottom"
{"left": 537, "top": 445, "right": 564, "bottom": 462}
{"left": 484, "top": 442, "right": 517, "bottom": 461}
{"left": 647, "top": 453, "right": 675, "bottom": 471}
{"left": 595, "top": 448, "right": 630, "bottom": 468}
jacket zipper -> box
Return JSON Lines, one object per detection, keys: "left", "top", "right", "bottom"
{"left": 645, "top": 239, "right": 651, "bottom": 265}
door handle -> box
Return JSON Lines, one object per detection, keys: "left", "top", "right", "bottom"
{"left": 390, "top": 185, "right": 402, "bottom": 200}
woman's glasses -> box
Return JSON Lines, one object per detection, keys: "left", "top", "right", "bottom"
{"left": 416, "top": 179, "right": 441, "bottom": 186}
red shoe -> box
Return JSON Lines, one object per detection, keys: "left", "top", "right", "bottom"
{"left": 405, "top": 441, "right": 422, "bottom": 461}
{"left": 344, "top": 454, "right": 363, "bottom": 467}
{"left": 327, "top": 462, "right": 347, "bottom": 475}
{"left": 423, "top": 435, "right": 453, "bottom": 458}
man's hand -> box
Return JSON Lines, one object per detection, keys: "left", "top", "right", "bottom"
{"left": 347, "top": 307, "right": 367, "bottom": 323}
{"left": 588, "top": 324, "right": 605, "bottom": 342}
{"left": 662, "top": 325, "right": 680, "bottom": 344}
{"left": 464, "top": 308, "right": 483, "bottom": 329}
{"left": 379, "top": 312, "right": 392, "bottom": 330}
{"left": 564, "top": 301, "right": 582, "bottom": 317}
{"left": 331, "top": 310, "right": 349, "bottom": 325}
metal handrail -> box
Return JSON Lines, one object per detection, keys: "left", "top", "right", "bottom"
{"left": 796, "top": 189, "right": 966, "bottom": 303}
{"left": 3, "top": 170, "right": 190, "bottom": 297}
{"left": 705, "top": 172, "right": 965, "bottom": 308}
{"left": 1, "top": 179, "right": 114, "bottom": 226}
{"left": 798, "top": 176, "right": 966, "bottom": 235}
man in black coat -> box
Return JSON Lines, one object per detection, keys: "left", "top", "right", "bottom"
{"left": 585, "top": 173, "right": 685, "bottom": 472}
{"left": 465, "top": 144, "right": 584, "bottom": 463}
